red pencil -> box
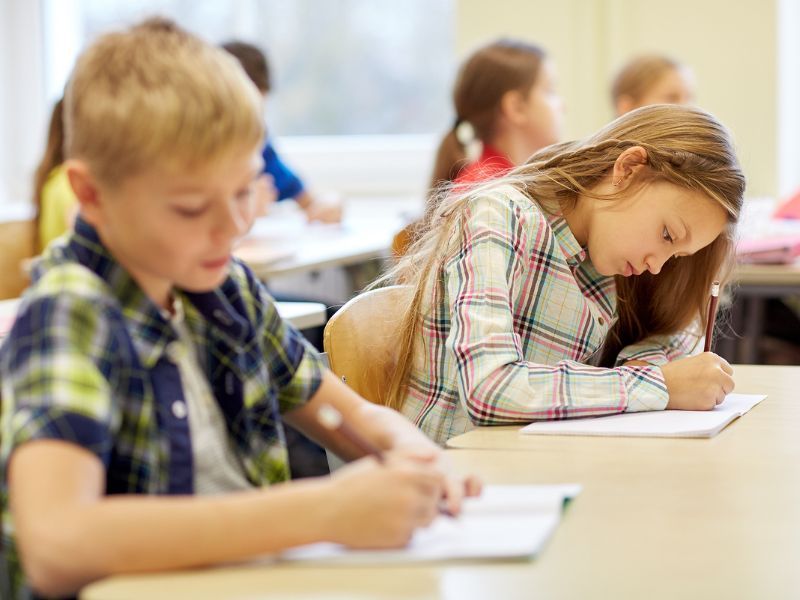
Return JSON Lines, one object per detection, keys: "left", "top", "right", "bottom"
{"left": 703, "top": 281, "right": 720, "bottom": 352}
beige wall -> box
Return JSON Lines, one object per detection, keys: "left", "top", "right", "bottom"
{"left": 456, "top": 0, "right": 778, "bottom": 197}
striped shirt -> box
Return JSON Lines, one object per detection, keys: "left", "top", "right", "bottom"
{"left": 0, "top": 218, "right": 324, "bottom": 596}
{"left": 402, "top": 185, "right": 700, "bottom": 444}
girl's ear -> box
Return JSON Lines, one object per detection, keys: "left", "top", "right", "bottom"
{"left": 65, "top": 159, "right": 103, "bottom": 227}
{"left": 615, "top": 95, "right": 635, "bottom": 117}
{"left": 499, "top": 89, "right": 528, "bottom": 125}
{"left": 611, "top": 146, "right": 648, "bottom": 186}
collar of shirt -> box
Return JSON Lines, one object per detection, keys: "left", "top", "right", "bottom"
{"left": 547, "top": 213, "right": 588, "bottom": 268}
{"left": 34, "top": 217, "right": 252, "bottom": 368}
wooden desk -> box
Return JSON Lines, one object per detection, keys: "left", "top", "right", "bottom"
{"left": 81, "top": 365, "right": 800, "bottom": 599}
{"left": 0, "top": 298, "right": 326, "bottom": 340}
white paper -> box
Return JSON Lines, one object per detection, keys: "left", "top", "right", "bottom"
{"left": 520, "top": 393, "right": 766, "bottom": 438}
{"left": 276, "top": 484, "right": 580, "bottom": 564}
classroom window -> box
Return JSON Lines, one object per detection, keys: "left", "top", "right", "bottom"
{"left": 41, "top": 0, "right": 456, "bottom": 137}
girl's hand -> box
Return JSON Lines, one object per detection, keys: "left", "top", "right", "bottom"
{"left": 661, "top": 352, "right": 735, "bottom": 410}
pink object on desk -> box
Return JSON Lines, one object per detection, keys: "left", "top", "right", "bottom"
{"left": 774, "top": 189, "right": 800, "bottom": 220}
{"left": 737, "top": 236, "right": 800, "bottom": 264}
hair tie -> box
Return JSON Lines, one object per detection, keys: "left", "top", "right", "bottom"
{"left": 454, "top": 119, "right": 476, "bottom": 146}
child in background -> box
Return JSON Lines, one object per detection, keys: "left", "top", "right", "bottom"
{"left": 392, "top": 39, "right": 562, "bottom": 257}
{"left": 611, "top": 54, "right": 694, "bottom": 117}
{"left": 222, "top": 41, "right": 342, "bottom": 224}
{"left": 31, "top": 98, "right": 78, "bottom": 253}
{"left": 430, "top": 38, "right": 563, "bottom": 194}
{"left": 379, "top": 104, "right": 743, "bottom": 445}
{"left": 0, "top": 19, "right": 478, "bottom": 598}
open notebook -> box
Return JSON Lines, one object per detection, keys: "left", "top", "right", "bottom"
{"left": 271, "top": 484, "right": 580, "bottom": 564}
{"left": 520, "top": 393, "right": 766, "bottom": 439}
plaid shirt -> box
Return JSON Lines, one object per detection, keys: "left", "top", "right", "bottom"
{"left": 402, "top": 185, "right": 701, "bottom": 444}
{"left": 0, "top": 218, "right": 324, "bottom": 597}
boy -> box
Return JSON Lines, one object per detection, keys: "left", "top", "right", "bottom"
{"left": 0, "top": 19, "right": 477, "bottom": 599}
{"left": 221, "top": 40, "right": 342, "bottom": 224}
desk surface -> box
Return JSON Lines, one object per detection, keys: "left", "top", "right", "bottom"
{"left": 81, "top": 365, "right": 800, "bottom": 600}
{"left": 237, "top": 198, "right": 413, "bottom": 279}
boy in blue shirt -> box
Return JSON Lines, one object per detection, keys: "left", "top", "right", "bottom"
{"left": 221, "top": 40, "right": 343, "bottom": 224}
{"left": 0, "top": 19, "right": 476, "bottom": 599}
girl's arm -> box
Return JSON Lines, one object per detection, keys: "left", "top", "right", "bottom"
{"left": 10, "top": 439, "right": 444, "bottom": 598}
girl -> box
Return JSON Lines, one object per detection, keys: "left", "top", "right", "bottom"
{"left": 381, "top": 104, "right": 743, "bottom": 445}
{"left": 611, "top": 54, "right": 694, "bottom": 117}
{"left": 429, "top": 38, "right": 563, "bottom": 195}
{"left": 32, "top": 98, "right": 79, "bottom": 253}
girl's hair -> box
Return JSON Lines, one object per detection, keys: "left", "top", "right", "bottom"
{"left": 380, "top": 104, "right": 745, "bottom": 411}
{"left": 429, "top": 38, "right": 546, "bottom": 191}
{"left": 611, "top": 54, "right": 681, "bottom": 107}
{"left": 32, "top": 97, "right": 66, "bottom": 250}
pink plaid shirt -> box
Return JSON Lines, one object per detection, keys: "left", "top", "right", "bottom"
{"left": 402, "top": 185, "right": 701, "bottom": 444}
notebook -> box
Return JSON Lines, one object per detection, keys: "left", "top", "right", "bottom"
{"left": 520, "top": 393, "right": 766, "bottom": 439}
{"left": 273, "top": 484, "right": 580, "bottom": 564}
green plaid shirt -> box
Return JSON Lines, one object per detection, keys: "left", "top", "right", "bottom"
{"left": 0, "top": 218, "right": 324, "bottom": 598}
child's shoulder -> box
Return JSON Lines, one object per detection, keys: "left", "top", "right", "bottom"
{"left": 463, "top": 182, "right": 551, "bottom": 230}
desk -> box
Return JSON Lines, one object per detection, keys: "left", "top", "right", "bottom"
{"left": 0, "top": 298, "right": 326, "bottom": 340}
{"left": 81, "top": 365, "right": 800, "bottom": 599}
{"left": 727, "top": 261, "right": 800, "bottom": 363}
{"left": 239, "top": 199, "right": 413, "bottom": 280}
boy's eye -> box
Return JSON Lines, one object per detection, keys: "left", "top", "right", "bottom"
{"left": 662, "top": 226, "right": 674, "bottom": 243}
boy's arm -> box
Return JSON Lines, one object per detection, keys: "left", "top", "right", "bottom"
{"left": 9, "top": 438, "right": 444, "bottom": 598}
{"left": 283, "top": 371, "right": 481, "bottom": 511}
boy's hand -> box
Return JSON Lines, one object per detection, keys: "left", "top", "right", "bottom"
{"left": 322, "top": 454, "right": 445, "bottom": 548}
{"left": 661, "top": 352, "right": 734, "bottom": 410}
{"left": 387, "top": 447, "right": 482, "bottom": 517}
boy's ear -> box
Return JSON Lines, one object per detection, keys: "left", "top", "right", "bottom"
{"left": 65, "top": 160, "right": 103, "bottom": 227}
{"left": 611, "top": 146, "right": 649, "bottom": 185}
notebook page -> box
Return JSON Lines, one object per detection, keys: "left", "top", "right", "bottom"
{"left": 274, "top": 484, "right": 580, "bottom": 564}
{"left": 520, "top": 393, "right": 766, "bottom": 438}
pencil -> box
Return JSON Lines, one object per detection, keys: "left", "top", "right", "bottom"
{"left": 703, "top": 281, "right": 720, "bottom": 352}
{"left": 317, "top": 404, "right": 385, "bottom": 462}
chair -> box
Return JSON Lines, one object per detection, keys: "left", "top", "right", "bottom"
{"left": 323, "top": 285, "right": 412, "bottom": 404}
{"left": 0, "top": 219, "right": 35, "bottom": 300}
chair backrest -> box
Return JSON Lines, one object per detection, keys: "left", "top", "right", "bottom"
{"left": 0, "top": 219, "right": 35, "bottom": 300}
{"left": 323, "top": 285, "right": 412, "bottom": 404}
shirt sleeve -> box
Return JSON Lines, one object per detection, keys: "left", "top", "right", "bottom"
{"left": 443, "top": 194, "right": 669, "bottom": 425}
{"left": 240, "top": 265, "right": 324, "bottom": 414}
{"left": 262, "top": 140, "right": 305, "bottom": 201}
{"left": 1, "top": 293, "right": 121, "bottom": 466}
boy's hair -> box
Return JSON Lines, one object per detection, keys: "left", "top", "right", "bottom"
{"left": 611, "top": 54, "right": 681, "bottom": 106}
{"left": 221, "top": 41, "right": 271, "bottom": 94}
{"left": 380, "top": 104, "right": 745, "bottom": 411}
{"left": 430, "top": 38, "right": 546, "bottom": 190}
{"left": 64, "top": 18, "right": 264, "bottom": 185}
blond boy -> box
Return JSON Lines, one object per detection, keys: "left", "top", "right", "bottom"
{"left": 0, "top": 19, "right": 477, "bottom": 598}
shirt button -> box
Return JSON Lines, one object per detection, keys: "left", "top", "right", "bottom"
{"left": 598, "top": 317, "right": 605, "bottom": 325}
{"left": 172, "top": 400, "right": 188, "bottom": 419}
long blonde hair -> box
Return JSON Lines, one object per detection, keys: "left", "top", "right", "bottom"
{"left": 380, "top": 104, "right": 744, "bottom": 411}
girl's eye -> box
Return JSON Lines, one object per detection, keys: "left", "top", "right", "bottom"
{"left": 662, "top": 226, "right": 674, "bottom": 243}
{"left": 174, "top": 207, "right": 205, "bottom": 218}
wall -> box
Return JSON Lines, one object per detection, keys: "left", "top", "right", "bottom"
{"left": 456, "top": 0, "right": 780, "bottom": 198}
